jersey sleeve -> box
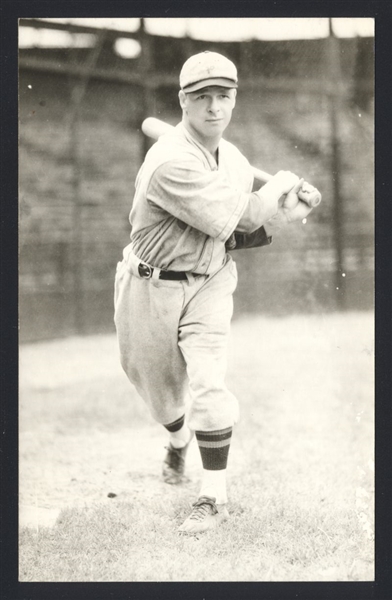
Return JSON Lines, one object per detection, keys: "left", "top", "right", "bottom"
{"left": 235, "top": 190, "right": 280, "bottom": 233}
{"left": 147, "top": 158, "right": 250, "bottom": 242}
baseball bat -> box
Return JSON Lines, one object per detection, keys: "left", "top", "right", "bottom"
{"left": 141, "top": 117, "right": 321, "bottom": 208}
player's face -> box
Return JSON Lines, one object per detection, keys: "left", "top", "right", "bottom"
{"left": 179, "top": 86, "right": 237, "bottom": 148}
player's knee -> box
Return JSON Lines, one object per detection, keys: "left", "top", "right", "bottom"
{"left": 119, "top": 354, "right": 140, "bottom": 386}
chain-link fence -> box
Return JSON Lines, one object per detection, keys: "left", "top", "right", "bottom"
{"left": 19, "top": 21, "right": 374, "bottom": 342}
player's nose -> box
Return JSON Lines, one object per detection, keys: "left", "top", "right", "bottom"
{"left": 208, "top": 97, "right": 220, "bottom": 113}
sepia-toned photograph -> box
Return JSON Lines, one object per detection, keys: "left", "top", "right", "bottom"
{"left": 17, "top": 16, "right": 375, "bottom": 583}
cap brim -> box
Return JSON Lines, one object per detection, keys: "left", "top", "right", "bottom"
{"left": 182, "top": 78, "right": 238, "bottom": 93}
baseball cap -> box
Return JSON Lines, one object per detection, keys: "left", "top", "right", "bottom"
{"left": 179, "top": 51, "right": 238, "bottom": 93}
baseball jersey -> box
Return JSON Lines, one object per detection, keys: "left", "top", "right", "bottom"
{"left": 127, "top": 122, "right": 276, "bottom": 275}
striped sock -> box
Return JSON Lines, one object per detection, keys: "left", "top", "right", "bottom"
{"left": 163, "top": 414, "right": 191, "bottom": 449}
{"left": 163, "top": 415, "right": 185, "bottom": 433}
{"left": 195, "top": 427, "right": 232, "bottom": 471}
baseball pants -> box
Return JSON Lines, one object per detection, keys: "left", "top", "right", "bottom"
{"left": 114, "top": 250, "right": 239, "bottom": 432}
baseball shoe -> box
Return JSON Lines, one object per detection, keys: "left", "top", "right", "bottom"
{"left": 162, "top": 440, "right": 191, "bottom": 485}
{"left": 178, "top": 496, "right": 229, "bottom": 534}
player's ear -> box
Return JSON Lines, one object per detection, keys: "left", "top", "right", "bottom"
{"left": 178, "top": 90, "right": 187, "bottom": 110}
{"left": 231, "top": 89, "right": 237, "bottom": 107}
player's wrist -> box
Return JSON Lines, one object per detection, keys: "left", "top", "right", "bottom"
{"left": 253, "top": 178, "right": 287, "bottom": 216}
{"left": 264, "top": 208, "right": 290, "bottom": 235}
{"left": 251, "top": 189, "right": 279, "bottom": 222}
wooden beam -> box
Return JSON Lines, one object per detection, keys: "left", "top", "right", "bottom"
{"left": 19, "top": 18, "right": 141, "bottom": 40}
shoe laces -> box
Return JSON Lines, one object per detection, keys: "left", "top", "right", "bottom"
{"left": 188, "top": 496, "right": 218, "bottom": 522}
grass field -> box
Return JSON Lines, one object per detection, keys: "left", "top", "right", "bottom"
{"left": 18, "top": 312, "right": 374, "bottom": 582}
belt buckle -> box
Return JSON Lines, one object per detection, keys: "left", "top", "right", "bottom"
{"left": 138, "top": 262, "right": 153, "bottom": 279}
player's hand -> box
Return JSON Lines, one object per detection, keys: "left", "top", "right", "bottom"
{"left": 273, "top": 170, "right": 301, "bottom": 195}
{"left": 264, "top": 178, "right": 319, "bottom": 236}
{"left": 297, "top": 181, "right": 321, "bottom": 209}
{"left": 282, "top": 178, "right": 304, "bottom": 210}
{"left": 282, "top": 179, "right": 313, "bottom": 223}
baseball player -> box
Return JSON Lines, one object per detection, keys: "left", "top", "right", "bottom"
{"left": 114, "top": 51, "right": 320, "bottom": 533}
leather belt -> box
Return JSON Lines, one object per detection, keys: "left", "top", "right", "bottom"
{"left": 138, "top": 262, "right": 188, "bottom": 281}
